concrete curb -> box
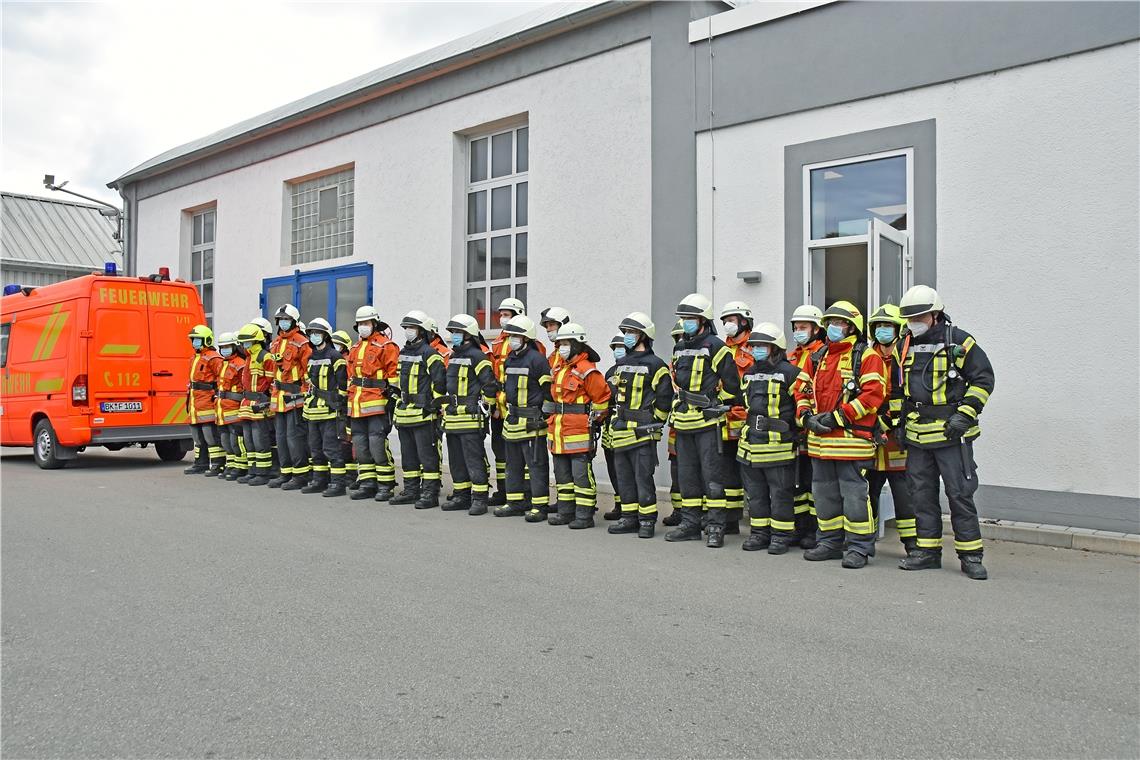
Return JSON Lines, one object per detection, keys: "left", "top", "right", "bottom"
{"left": 970, "top": 517, "right": 1140, "bottom": 557}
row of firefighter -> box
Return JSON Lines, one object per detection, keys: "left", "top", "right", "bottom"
{"left": 183, "top": 283, "right": 995, "bottom": 580}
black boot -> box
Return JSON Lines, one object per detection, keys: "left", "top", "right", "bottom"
{"left": 608, "top": 514, "right": 639, "bottom": 534}
{"left": 547, "top": 502, "right": 574, "bottom": 525}
{"left": 898, "top": 549, "right": 942, "bottom": 571}
{"left": 487, "top": 480, "right": 508, "bottom": 507}
{"left": 959, "top": 554, "right": 988, "bottom": 580}
{"left": 468, "top": 494, "right": 488, "bottom": 516}
{"left": 184, "top": 463, "right": 207, "bottom": 475}
{"left": 322, "top": 477, "right": 346, "bottom": 498}
{"left": 281, "top": 474, "right": 308, "bottom": 491}
{"left": 301, "top": 475, "right": 328, "bottom": 494}
{"left": 662, "top": 508, "right": 682, "bottom": 527}
{"left": 768, "top": 536, "right": 791, "bottom": 555}
{"left": 665, "top": 508, "right": 703, "bottom": 542}
{"left": 246, "top": 473, "right": 270, "bottom": 486}
{"left": 568, "top": 505, "right": 596, "bottom": 530}
{"left": 441, "top": 491, "right": 471, "bottom": 512}
{"left": 204, "top": 466, "right": 223, "bottom": 478}
{"left": 493, "top": 501, "right": 528, "bottom": 517}
{"left": 267, "top": 474, "right": 289, "bottom": 489}
{"left": 602, "top": 502, "right": 622, "bottom": 521}
{"left": 706, "top": 525, "right": 725, "bottom": 548}
{"left": 374, "top": 483, "right": 394, "bottom": 502}
{"left": 804, "top": 544, "right": 844, "bottom": 561}
{"left": 638, "top": 518, "right": 656, "bottom": 539}
{"left": 347, "top": 475, "right": 361, "bottom": 491}
{"left": 841, "top": 550, "right": 868, "bottom": 569}
{"left": 350, "top": 482, "right": 377, "bottom": 500}
{"left": 901, "top": 537, "right": 918, "bottom": 554}
{"left": 524, "top": 504, "right": 549, "bottom": 523}
{"left": 741, "top": 529, "right": 770, "bottom": 552}
{"left": 389, "top": 480, "right": 421, "bottom": 505}
{"left": 796, "top": 513, "right": 817, "bottom": 549}
{"left": 414, "top": 481, "right": 440, "bottom": 509}
{"left": 223, "top": 468, "right": 239, "bottom": 481}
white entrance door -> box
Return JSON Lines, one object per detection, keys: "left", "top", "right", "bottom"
{"left": 804, "top": 219, "right": 912, "bottom": 316}
{"left": 869, "top": 218, "right": 911, "bottom": 311}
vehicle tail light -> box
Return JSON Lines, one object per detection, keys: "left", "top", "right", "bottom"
{"left": 72, "top": 374, "right": 88, "bottom": 404}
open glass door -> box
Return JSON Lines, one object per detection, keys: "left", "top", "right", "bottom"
{"left": 870, "top": 218, "right": 911, "bottom": 310}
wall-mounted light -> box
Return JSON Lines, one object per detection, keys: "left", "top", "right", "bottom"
{"left": 737, "top": 271, "right": 762, "bottom": 284}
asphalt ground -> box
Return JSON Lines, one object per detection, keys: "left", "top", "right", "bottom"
{"left": 2, "top": 448, "right": 1138, "bottom": 759}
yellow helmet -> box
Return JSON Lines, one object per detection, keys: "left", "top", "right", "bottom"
{"left": 670, "top": 319, "right": 685, "bottom": 338}
{"left": 188, "top": 324, "right": 214, "bottom": 347}
{"left": 747, "top": 322, "right": 787, "bottom": 350}
{"left": 236, "top": 323, "right": 265, "bottom": 345}
{"left": 868, "top": 303, "right": 905, "bottom": 328}
{"left": 823, "top": 301, "right": 864, "bottom": 335}
{"left": 331, "top": 330, "right": 352, "bottom": 351}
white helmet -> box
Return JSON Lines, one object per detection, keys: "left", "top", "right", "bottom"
{"left": 789, "top": 304, "right": 824, "bottom": 327}
{"left": 275, "top": 303, "right": 300, "bottom": 322}
{"left": 899, "top": 285, "right": 944, "bottom": 319}
{"left": 539, "top": 306, "right": 572, "bottom": 327}
{"left": 251, "top": 317, "right": 273, "bottom": 335}
{"left": 307, "top": 317, "right": 333, "bottom": 336}
{"left": 297, "top": 321, "right": 307, "bottom": 333}
{"left": 498, "top": 297, "right": 525, "bottom": 316}
{"left": 748, "top": 321, "right": 787, "bottom": 350}
{"left": 676, "top": 293, "right": 713, "bottom": 320}
{"left": 355, "top": 305, "right": 381, "bottom": 323}
{"left": 618, "top": 311, "right": 656, "bottom": 341}
{"left": 503, "top": 314, "right": 536, "bottom": 340}
{"left": 446, "top": 313, "right": 481, "bottom": 339}
{"left": 217, "top": 331, "right": 238, "bottom": 347}
{"left": 719, "top": 301, "right": 752, "bottom": 321}
{"left": 555, "top": 322, "right": 588, "bottom": 343}
{"left": 401, "top": 309, "right": 435, "bottom": 333}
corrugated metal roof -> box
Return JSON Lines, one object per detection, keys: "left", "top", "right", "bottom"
{"left": 111, "top": 0, "right": 626, "bottom": 188}
{"left": 1, "top": 192, "right": 121, "bottom": 270}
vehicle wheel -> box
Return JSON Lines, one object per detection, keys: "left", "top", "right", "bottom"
{"left": 155, "top": 439, "right": 188, "bottom": 462}
{"left": 33, "top": 419, "right": 67, "bottom": 470}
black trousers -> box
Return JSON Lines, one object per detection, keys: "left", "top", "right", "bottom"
{"left": 868, "top": 468, "right": 917, "bottom": 542}
{"left": 552, "top": 452, "right": 597, "bottom": 510}
{"left": 907, "top": 442, "right": 983, "bottom": 556}
{"left": 274, "top": 409, "right": 310, "bottom": 477}
{"left": 613, "top": 444, "right": 659, "bottom": 516}
{"left": 812, "top": 458, "right": 876, "bottom": 556}
{"left": 603, "top": 447, "right": 621, "bottom": 508}
{"left": 190, "top": 423, "right": 223, "bottom": 469}
{"left": 218, "top": 423, "right": 246, "bottom": 470}
{"left": 351, "top": 414, "right": 395, "bottom": 486}
{"left": 741, "top": 461, "right": 797, "bottom": 537}
{"left": 675, "top": 427, "right": 726, "bottom": 526}
{"left": 397, "top": 423, "right": 441, "bottom": 485}
{"left": 242, "top": 418, "right": 272, "bottom": 474}
{"left": 490, "top": 415, "right": 507, "bottom": 487}
{"left": 721, "top": 439, "right": 744, "bottom": 522}
{"left": 306, "top": 417, "right": 344, "bottom": 482}
{"left": 505, "top": 436, "right": 549, "bottom": 508}
{"left": 447, "top": 431, "right": 489, "bottom": 496}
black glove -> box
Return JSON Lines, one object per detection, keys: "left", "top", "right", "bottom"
{"left": 946, "top": 412, "right": 973, "bottom": 438}
{"left": 808, "top": 412, "right": 838, "bottom": 434}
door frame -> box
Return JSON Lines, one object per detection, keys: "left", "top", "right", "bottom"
{"left": 260, "top": 262, "right": 373, "bottom": 327}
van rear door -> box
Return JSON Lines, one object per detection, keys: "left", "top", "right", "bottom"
{"left": 88, "top": 281, "right": 154, "bottom": 426}
{"left": 145, "top": 281, "right": 201, "bottom": 427}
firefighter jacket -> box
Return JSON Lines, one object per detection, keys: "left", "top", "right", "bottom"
{"left": 502, "top": 342, "right": 552, "bottom": 442}
{"left": 794, "top": 335, "right": 887, "bottom": 461}
{"left": 491, "top": 330, "right": 545, "bottom": 416}
{"left": 302, "top": 343, "right": 347, "bottom": 422}
{"left": 442, "top": 342, "right": 499, "bottom": 434}
{"left": 216, "top": 354, "right": 248, "bottom": 426}
{"left": 187, "top": 348, "right": 223, "bottom": 424}
{"left": 670, "top": 327, "right": 743, "bottom": 433}
{"left": 545, "top": 351, "right": 611, "bottom": 455}
{"left": 393, "top": 338, "right": 446, "bottom": 428}
{"left": 239, "top": 345, "right": 275, "bottom": 421}
{"left": 270, "top": 327, "right": 312, "bottom": 413}
{"left": 346, "top": 333, "right": 400, "bottom": 419}
{"left": 872, "top": 342, "right": 907, "bottom": 471}
{"left": 429, "top": 334, "right": 452, "bottom": 364}
{"left": 723, "top": 330, "right": 753, "bottom": 440}
{"left": 787, "top": 337, "right": 824, "bottom": 451}
{"left": 600, "top": 364, "right": 618, "bottom": 451}
{"left": 901, "top": 321, "right": 994, "bottom": 449}
{"left": 737, "top": 354, "right": 808, "bottom": 467}
{"left": 609, "top": 348, "right": 673, "bottom": 451}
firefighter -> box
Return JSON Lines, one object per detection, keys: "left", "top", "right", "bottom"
{"left": 662, "top": 319, "right": 686, "bottom": 528}
{"left": 391, "top": 311, "right": 448, "bottom": 508}
{"left": 719, "top": 301, "right": 753, "bottom": 535}
{"left": 346, "top": 306, "right": 400, "bottom": 502}
{"left": 215, "top": 331, "right": 248, "bottom": 481}
{"left": 440, "top": 314, "right": 501, "bottom": 516}
{"left": 600, "top": 335, "right": 625, "bottom": 522}
{"left": 667, "top": 294, "right": 743, "bottom": 548}
{"left": 237, "top": 322, "right": 275, "bottom": 486}
{"left": 786, "top": 304, "right": 826, "bottom": 549}
{"left": 795, "top": 301, "right": 887, "bottom": 568}
{"left": 539, "top": 306, "right": 572, "bottom": 368}
{"left": 737, "top": 323, "right": 809, "bottom": 553}
{"left": 543, "top": 323, "right": 611, "bottom": 528}
{"left": 866, "top": 304, "right": 917, "bottom": 553}
{"left": 607, "top": 312, "right": 672, "bottom": 538}
{"left": 488, "top": 297, "right": 527, "bottom": 506}
{"left": 267, "top": 304, "right": 313, "bottom": 490}
{"left": 896, "top": 285, "right": 995, "bottom": 580}
{"left": 299, "top": 318, "right": 348, "bottom": 497}
{"left": 185, "top": 324, "right": 225, "bottom": 475}
{"left": 331, "top": 330, "right": 357, "bottom": 489}
{"left": 495, "top": 315, "right": 552, "bottom": 518}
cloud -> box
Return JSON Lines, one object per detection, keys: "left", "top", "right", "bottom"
{"left": 1, "top": 1, "right": 550, "bottom": 206}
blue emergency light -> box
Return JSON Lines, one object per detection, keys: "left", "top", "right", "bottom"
{"left": 105, "top": 262, "right": 117, "bottom": 275}
{"left": 3, "top": 284, "right": 21, "bottom": 296}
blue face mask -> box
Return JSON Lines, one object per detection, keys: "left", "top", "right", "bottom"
{"left": 751, "top": 346, "right": 770, "bottom": 362}
{"left": 613, "top": 347, "right": 627, "bottom": 361}
{"left": 682, "top": 319, "right": 699, "bottom": 336}
{"left": 622, "top": 333, "right": 638, "bottom": 350}
{"left": 220, "top": 346, "right": 233, "bottom": 358}
{"left": 191, "top": 338, "right": 203, "bottom": 351}
{"left": 451, "top": 333, "right": 463, "bottom": 347}
{"left": 792, "top": 330, "right": 811, "bottom": 346}
{"left": 826, "top": 324, "right": 846, "bottom": 343}
{"left": 874, "top": 326, "right": 896, "bottom": 345}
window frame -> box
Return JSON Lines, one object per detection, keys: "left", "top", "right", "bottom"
{"left": 190, "top": 207, "right": 216, "bottom": 326}
{"left": 261, "top": 261, "right": 373, "bottom": 335}
{"left": 802, "top": 147, "right": 913, "bottom": 250}
{"left": 286, "top": 167, "right": 355, "bottom": 266}
{"left": 1, "top": 321, "right": 10, "bottom": 368}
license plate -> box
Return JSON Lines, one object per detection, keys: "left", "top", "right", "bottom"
{"left": 100, "top": 401, "right": 143, "bottom": 413}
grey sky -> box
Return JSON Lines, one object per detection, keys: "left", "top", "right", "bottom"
{"left": 0, "top": 1, "right": 552, "bottom": 207}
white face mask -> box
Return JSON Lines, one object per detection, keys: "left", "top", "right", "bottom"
{"left": 404, "top": 328, "right": 419, "bottom": 342}
{"left": 723, "top": 321, "right": 739, "bottom": 337}
{"left": 558, "top": 344, "right": 571, "bottom": 359}
{"left": 358, "top": 324, "right": 373, "bottom": 339}
{"left": 907, "top": 320, "right": 930, "bottom": 338}
{"left": 509, "top": 336, "right": 524, "bottom": 351}
{"left": 547, "top": 329, "right": 558, "bottom": 342}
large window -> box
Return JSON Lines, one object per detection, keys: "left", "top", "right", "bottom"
{"left": 809, "top": 154, "right": 908, "bottom": 239}
{"left": 288, "top": 167, "right": 354, "bottom": 265}
{"left": 465, "top": 125, "right": 528, "bottom": 330}
{"left": 191, "top": 208, "right": 215, "bottom": 325}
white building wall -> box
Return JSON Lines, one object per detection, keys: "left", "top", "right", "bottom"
{"left": 696, "top": 42, "right": 1140, "bottom": 499}
{"left": 136, "top": 40, "right": 653, "bottom": 357}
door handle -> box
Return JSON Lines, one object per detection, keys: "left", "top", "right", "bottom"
{"left": 153, "top": 370, "right": 173, "bottom": 377}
